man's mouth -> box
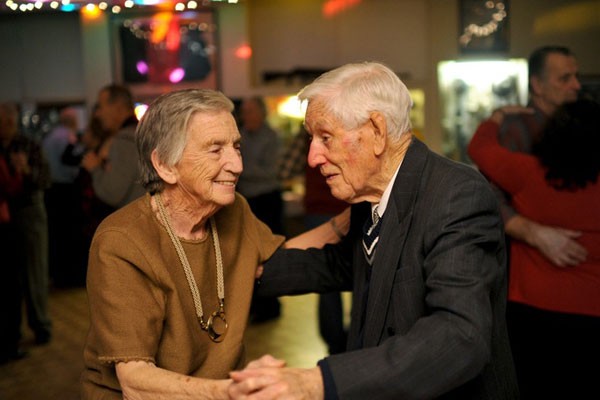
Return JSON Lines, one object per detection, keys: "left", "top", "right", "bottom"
{"left": 322, "top": 172, "right": 337, "bottom": 182}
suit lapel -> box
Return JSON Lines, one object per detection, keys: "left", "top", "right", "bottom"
{"left": 362, "top": 139, "right": 428, "bottom": 347}
{"left": 346, "top": 202, "right": 372, "bottom": 350}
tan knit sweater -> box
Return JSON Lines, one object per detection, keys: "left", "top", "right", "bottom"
{"left": 81, "top": 193, "right": 284, "bottom": 399}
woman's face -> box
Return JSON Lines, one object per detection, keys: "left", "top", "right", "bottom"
{"left": 173, "top": 110, "right": 243, "bottom": 209}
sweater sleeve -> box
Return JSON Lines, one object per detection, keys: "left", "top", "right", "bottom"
{"left": 468, "top": 120, "right": 534, "bottom": 196}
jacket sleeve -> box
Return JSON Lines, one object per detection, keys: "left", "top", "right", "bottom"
{"left": 91, "top": 132, "right": 139, "bottom": 208}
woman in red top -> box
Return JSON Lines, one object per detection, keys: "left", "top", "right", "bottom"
{"left": 468, "top": 98, "right": 600, "bottom": 399}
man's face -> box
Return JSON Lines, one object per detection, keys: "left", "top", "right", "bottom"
{"left": 94, "top": 90, "right": 120, "bottom": 133}
{"left": 240, "top": 100, "right": 264, "bottom": 132}
{"left": 304, "top": 100, "right": 379, "bottom": 204}
{"left": 173, "top": 110, "right": 243, "bottom": 209}
{"left": 533, "top": 53, "right": 580, "bottom": 112}
{"left": 0, "top": 106, "right": 18, "bottom": 142}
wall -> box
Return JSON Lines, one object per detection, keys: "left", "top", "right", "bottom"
{"left": 248, "top": 0, "right": 428, "bottom": 85}
{"left": 0, "top": 0, "right": 599, "bottom": 151}
{"left": 426, "top": 0, "right": 600, "bottom": 151}
{"left": 247, "top": 0, "right": 600, "bottom": 151}
{"left": 0, "top": 12, "right": 85, "bottom": 105}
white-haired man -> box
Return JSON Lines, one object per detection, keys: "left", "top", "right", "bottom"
{"left": 229, "top": 62, "right": 518, "bottom": 399}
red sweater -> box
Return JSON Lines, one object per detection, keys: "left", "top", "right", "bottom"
{"left": 468, "top": 120, "right": 600, "bottom": 317}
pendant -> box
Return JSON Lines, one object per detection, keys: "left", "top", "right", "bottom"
{"left": 207, "top": 309, "right": 228, "bottom": 343}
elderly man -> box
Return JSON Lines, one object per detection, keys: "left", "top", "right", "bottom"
{"left": 237, "top": 96, "right": 285, "bottom": 323}
{"left": 0, "top": 102, "right": 52, "bottom": 362}
{"left": 82, "top": 84, "right": 144, "bottom": 210}
{"left": 230, "top": 62, "right": 518, "bottom": 399}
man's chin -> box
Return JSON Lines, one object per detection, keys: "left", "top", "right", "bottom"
{"left": 329, "top": 187, "right": 349, "bottom": 202}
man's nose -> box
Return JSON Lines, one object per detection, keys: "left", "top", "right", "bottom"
{"left": 307, "top": 141, "right": 326, "bottom": 168}
{"left": 573, "top": 76, "right": 582, "bottom": 91}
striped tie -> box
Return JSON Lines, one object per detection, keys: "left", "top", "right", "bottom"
{"left": 362, "top": 205, "right": 382, "bottom": 265}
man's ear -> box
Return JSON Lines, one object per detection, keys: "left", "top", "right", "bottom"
{"left": 151, "top": 149, "right": 177, "bottom": 185}
{"left": 530, "top": 76, "right": 543, "bottom": 97}
{"left": 369, "top": 111, "right": 387, "bottom": 156}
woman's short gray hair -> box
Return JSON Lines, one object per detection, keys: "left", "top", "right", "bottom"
{"left": 298, "top": 61, "right": 413, "bottom": 140}
{"left": 136, "top": 89, "right": 234, "bottom": 194}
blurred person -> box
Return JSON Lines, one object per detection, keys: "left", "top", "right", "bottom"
{"left": 237, "top": 96, "right": 284, "bottom": 323}
{"left": 43, "top": 107, "right": 80, "bottom": 182}
{"left": 279, "top": 127, "right": 349, "bottom": 355}
{"left": 81, "top": 89, "right": 347, "bottom": 399}
{"left": 0, "top": 102, "right": 53, "bottom": 354}
{"left": 468, "top": 99, "right": 600, "bottom": 398}
{"left": 62, "top": 115, "right": 115, "bottom": 286}
{"left": 0, "top": 109, "right": 25, "bottom": 364}
{"left": 71, "top": 116, "right": 115, "bottom": 237}
{"left": 229, "top": 62, "right": 517, "bottom": 399}
{"left": 81, "top": 84, "right": 144, "bottom": 211}
{"left": 481, "top": 46, "right": 583, "bottom": 270}
{"left": 42, "top": 106, "right": 83, "bottom": 287}
{"left": 470, "top": 45, "right": 584, "bottom": 396}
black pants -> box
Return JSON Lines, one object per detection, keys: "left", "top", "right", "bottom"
{"left": 45, "top": 183, "right": 86, "bottom": 287}
{"left": 245, "top": 190, "right": 285, "bottom": 235}
{"left": 507, "top": 302, "right": 600, "bottom": 399}
{"left": 246, "top": 190, "right": 284, "bottom": 322}
{"left": 305, "top": 213, "right": 347, "bottom": 354}
{"left": 0, "top": 221, "right": 23, "bottom": 358}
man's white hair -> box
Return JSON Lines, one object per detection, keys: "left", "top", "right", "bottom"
{"left": 298, "top": 61, "right": 413, "bottom": 139}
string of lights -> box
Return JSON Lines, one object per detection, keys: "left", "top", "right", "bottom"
{"left": 459, "top": 1, "right": 507, "bottom": 47}
{"left": 1, "top": 0, "right": 238, "bottom": 14}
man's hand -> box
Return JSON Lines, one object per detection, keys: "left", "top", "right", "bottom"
{"left": 255, "top": 265, "right": 264, "bottom": 279}
{"left": 489, "top": 106, "right": 534, "bottom": 125}
{"left": 529, "top": 224, "right": 587, "bottom": 267}
{"left": 228, "top": 362, "right": 323, "bottom": 400}
{"left": 81, "top": 151, "right": 102, "bottom": 172}
{"left": 10, "top": 151, "right": 30, "bottom": 175}
{"left": 244, "top": 354, "right": 286, "bottom": 370}
{"left": 506, "top": 215, "right": 587, "bottom": 267}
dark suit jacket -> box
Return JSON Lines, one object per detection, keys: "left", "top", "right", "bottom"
{"left": 260, "top": 139, "right": 518, "bottom": 399}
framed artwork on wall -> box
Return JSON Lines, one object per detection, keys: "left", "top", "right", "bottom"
{"left": 111, "top": 10, "right": 219, "bottom": 99}
{"left": 458, "top": 0, "right": 509, "bottom": 54}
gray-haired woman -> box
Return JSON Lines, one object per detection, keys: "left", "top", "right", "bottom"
{"left": 81, "top": 89, "right": 348, "bottom": 399}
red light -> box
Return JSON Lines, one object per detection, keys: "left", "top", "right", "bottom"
{"left": 235, "top": 44, "right": 252, "bottom": 59}
{"left": 322, "top": 0, "right": 361, "bottom": 18}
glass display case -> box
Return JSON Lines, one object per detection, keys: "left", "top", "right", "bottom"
{"left": 438, "top": 58, "right": 527, "bottom": 162}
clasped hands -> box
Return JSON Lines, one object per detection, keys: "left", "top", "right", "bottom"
{"left": 227, "top": 355, "right": 324, "bottom": 400}
{"left": 488, "top": 105, "right": 588, "bottom": 268}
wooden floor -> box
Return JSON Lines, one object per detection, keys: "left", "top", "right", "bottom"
{"left": 0, "top": 287, "right": 336, "bottom": 400}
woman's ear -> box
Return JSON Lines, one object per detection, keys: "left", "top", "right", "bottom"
{"left": 369, "top": 111, "right": 387, "bottom": 156}
{"left": 151, "top": 149, "right": 177, "bottom": 185}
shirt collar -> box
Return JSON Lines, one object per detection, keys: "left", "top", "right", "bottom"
{"left": 372, "top": 160, "right": 402, "bottom": 219}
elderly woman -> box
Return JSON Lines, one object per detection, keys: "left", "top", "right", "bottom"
{"left": 81, "top": 89, "right": 348, "bottom": 399}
